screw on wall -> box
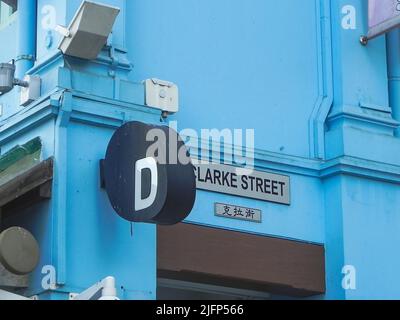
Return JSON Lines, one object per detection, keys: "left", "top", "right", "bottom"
{"left": 360, "top": 35, "right": 369, "bottom": 46}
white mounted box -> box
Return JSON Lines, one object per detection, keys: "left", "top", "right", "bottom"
{"left": 144, "top": 79, "right": 179, "bottom": 114}
{"left": 20, "top": 76, "right": 41, "bottom": 107}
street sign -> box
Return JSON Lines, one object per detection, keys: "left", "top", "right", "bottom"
{"left": 215, "top": 203, "right": 262, "bottom": 223}
{"left": 194, "top": 163, "right": 290, "bottom": 205}
{"left": 103, "top": 121, "right": 196, "bottom": 225}
{"left": 367, "top": 0, "right": 400, "bottom": 40}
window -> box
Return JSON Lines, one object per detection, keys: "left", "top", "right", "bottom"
{"left": 0, "top": 0, "right": 17, "bottom": 27}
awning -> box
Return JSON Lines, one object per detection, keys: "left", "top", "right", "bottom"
{"left": 158, "top": 223, "right": 326, "bottom": 298}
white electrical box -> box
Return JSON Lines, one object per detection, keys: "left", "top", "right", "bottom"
{"left": 20, "top": 76, "right": 41, "bottom": 107}
{"left": 144, "top": 78, "right": 179, "bottom": 114}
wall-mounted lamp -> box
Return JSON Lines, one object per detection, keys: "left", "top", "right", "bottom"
{"left": 0, "top": 63, "right": 25, "bottom": 95}
{"left": 56, "top": 1, "right": 120, "bottom": 60}
{"left": 0, "top": 62, "right": 41, "bottom": 106}
{"left": 0, "top": 227, "right": 40, "bottom": 276}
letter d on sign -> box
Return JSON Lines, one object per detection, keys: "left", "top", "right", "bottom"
{"left": 103, "top": 121, "right": 196, "bottom": 224}
{"left": 135, "top": 157, "right": 158, "bottom": 211}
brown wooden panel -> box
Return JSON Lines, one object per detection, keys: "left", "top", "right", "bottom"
{"left": 158, "top": 223, "right": 325, "bottom": 297}
{"left": 0, "top": 158, "right": 54, "bottom": 213}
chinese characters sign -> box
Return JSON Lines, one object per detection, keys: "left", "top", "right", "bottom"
{"left": 215, "top": 203, "right": 262, "bottom": 223}
{"left": 368, "top": 0, "right": 400, "bottom": 39}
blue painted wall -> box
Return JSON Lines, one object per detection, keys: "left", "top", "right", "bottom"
{"left": 0, "top": 0, "right": 400, "bottom": 300}
{"left": 127, "top": 0, "right": 322, "bottom": 158}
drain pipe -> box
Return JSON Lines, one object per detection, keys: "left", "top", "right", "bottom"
{"left": 15, "top": 0, "right": 37, "bottom": 79}
{"left": 387, "top": 29, "right": 400, "bottom": 137}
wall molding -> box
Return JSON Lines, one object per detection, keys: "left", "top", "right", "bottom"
{"left": 1, "top": 90, "right": 400, "bottom": 185}
{"left": 308, "top": 0, "right": 334, "bottom": 160}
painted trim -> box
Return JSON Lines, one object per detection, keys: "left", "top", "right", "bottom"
{"left": 309, "top": 0, "right": 334, "bottom": 160}
{"left": 51, "top": 91, "right": 72, "bottom": 286}
{"left": 328, "top": 104, "right": 400, "bottom": 129}
{"left": 0, "top": 91, "right": 60, "bottom": 145}
{"left": 321, "top": 156, "right": 400, "bottom": 184}
{"left": 1, "top": 90, "right": 400, "bottom": 185}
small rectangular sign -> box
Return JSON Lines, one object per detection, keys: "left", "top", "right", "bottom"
{"left": 194, "top": 163, "right": 290, "bottom": 205}
{"left": 215, "top": 203, "right": 262, "bottom": 223}
{"left": 368, "top": 0, "right": 400, "bottom": 39}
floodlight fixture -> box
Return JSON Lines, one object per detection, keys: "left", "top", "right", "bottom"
{"left": 0, "top": 62, "right": 41, "bottom": 106}
{"left": 0, "top": 62, "right": 30, "bottom": 94}
{"left": 2, "top": 0, "right": 17, "bottom": 10}
{"left": 57, "top": 1, "right": 120, "bottom": 60}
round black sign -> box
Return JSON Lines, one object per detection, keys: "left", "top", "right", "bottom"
{"left": 103, "top": 121, "right": 196, "bottom": 225}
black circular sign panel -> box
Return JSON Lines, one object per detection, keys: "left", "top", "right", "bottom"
{"left": 103, "top": 121, "right": 196, "bottom": 225}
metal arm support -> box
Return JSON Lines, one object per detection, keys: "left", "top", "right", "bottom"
{"left": 70, "top": 276, "right": 119, "bottom": 300}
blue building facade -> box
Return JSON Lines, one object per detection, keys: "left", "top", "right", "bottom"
{"left": 0, "top": 0, "right": 400, "bottom": 300}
